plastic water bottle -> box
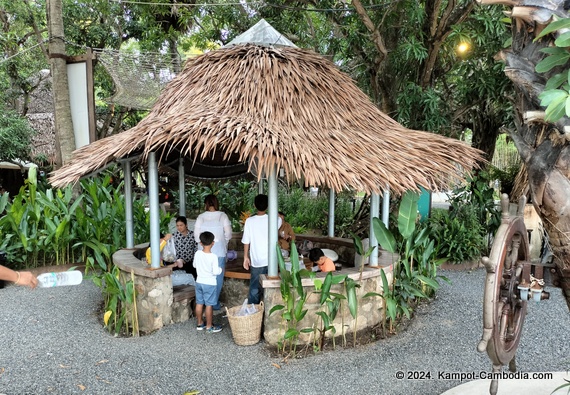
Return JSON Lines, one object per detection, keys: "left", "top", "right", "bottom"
{"left": 37, "top": 271, "right": 83, "bottom": 288}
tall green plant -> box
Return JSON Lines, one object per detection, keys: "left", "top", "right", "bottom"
{"left": 313, "top": 271, "right": 349, "bottom": 350}
{"left": 270, "top": 243, "right": 315, "bottom": 356}
{"left": 448, "top": 170, "right": 500, "bottom": 252}
{"left": 368, "top": 191, "right": 444, "bottom": 331}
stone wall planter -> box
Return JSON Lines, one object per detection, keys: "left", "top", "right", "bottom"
{"left": 261, "top": 265, "right": 393, "bottom": 346}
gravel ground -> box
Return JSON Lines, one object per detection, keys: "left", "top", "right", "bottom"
{"left": 1, "top": 268, "right": 569, "bottom": 395}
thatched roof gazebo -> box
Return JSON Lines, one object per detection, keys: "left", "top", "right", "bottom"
{"left": 50, "top": 33, "right": 480, "bottom": 193}
{"left": 50, "top": 20, "right": 482, "bottom": 273}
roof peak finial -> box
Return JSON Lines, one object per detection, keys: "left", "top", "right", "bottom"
{"left": 225, "top": 18, "right": 297, "bottom": 48}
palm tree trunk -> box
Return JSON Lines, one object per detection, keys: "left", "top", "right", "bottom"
{"left": 47, "top": 0, "right": 75, "bottom": 167}
{"left": 495, "top": 0, "right": 570, "bottom": 309}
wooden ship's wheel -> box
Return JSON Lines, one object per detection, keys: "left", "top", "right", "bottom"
{"left": 477, "top": 194, "right": 547, "bottom": 395}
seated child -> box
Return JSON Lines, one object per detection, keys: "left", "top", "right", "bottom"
{"left": 308, "top": 248, "right": 336, "bottom": 272}
{"left": 193, "top": 231, "right": 223, "bottom": 333}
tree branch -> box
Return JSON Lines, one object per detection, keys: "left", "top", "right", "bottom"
{"left": 420, "top": 1, "right": 474, "bottom": 87}
{"left": 351, "top": 0, "right": 387, "bottom": 61}
{"left": 22, "top": 0, "right": 49, "bottom": 60}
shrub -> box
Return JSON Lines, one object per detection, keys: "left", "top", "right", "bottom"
{"left": 278, "top": 186, "right": 355, "bottom": 237}
{"left": 428, "top": 206, "right": 486, "bottom": 264}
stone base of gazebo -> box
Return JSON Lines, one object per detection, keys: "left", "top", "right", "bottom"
{"left": 113, "top": 248, "right": 195, "bottom": 334}
{"left": 261, "top": 265, "right": 393, "bottom": 346}
{"left": 112, "top": 235, "right": 396, "bottom": 336}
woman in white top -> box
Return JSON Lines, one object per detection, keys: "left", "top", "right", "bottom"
{"left": 194, "top": 194, "right": 232, "bottom": 310}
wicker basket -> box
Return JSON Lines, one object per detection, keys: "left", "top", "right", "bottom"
{"left": 225, "top": 301, "right": 264, "bottom": 346}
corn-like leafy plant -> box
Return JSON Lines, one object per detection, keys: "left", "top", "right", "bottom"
{"left": 270, "top": 243, "right": 315, "bottom": 356}
{"left": 313, "top": 271, "right": 346, "bottom": 350}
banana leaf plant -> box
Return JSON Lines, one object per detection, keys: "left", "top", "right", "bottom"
{"left": 365, "top": 191, "right": 445, "bottom": 331}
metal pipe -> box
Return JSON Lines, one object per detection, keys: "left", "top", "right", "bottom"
{"left": 369, "top": 193, "right": 380, "bottom": 266}
{"left": 123, "top": 160, "right": 134, "bottom": 248}
{"left": 267, "top": 167, "right": 278, "bottom": 277}
{"left": 178, "top": 157, "right": 185, "bottom": 217}
{"left": 382, "top": 188, "right": 390, "bottom": 227}
{"left": 148, "top": 152, "right": 161, "bottom": 269}
{"left": 328, "top": 188, "right": 335, "bottom": 237}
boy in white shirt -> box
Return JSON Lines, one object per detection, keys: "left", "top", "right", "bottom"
{"left": 193, "top": 231, "right": 223, "bottom": 333}
{"left": 241, "top": 194, "right": 282, "bottom": 304}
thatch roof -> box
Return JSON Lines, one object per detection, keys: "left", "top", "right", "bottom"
{"left": 28, "top": 113, "right": 57, "bottom": 164}
{"left": 50, "top": 43, "right": 482, "bottom": 194}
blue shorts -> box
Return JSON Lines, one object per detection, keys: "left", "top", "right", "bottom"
{"left": 195, "top": 283, "right": 218, "bottom": 307}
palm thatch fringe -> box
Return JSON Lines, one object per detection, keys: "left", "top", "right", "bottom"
{"left": 50, "top": 44, "right": 483, "bottom": 194}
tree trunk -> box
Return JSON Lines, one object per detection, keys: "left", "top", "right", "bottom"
{"left": 471, "top": 111, "right": 501, "bottom": 163}
{"left": 493, "top": 1, "right": 570, "bottom": 308}
{"left": 47, "top": 0, "right": 75, "bottom": 167}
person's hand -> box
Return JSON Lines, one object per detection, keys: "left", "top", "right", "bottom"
{"left": 17, "top": 271, "right": 38, "bottom": 289}
{"left": 243, "top": 257, "right": 250, "bottom": 270}
{"left": 164, "top": 233, "right": 172, "bottom": 241}
{"left": 175, "top": 259, "right": 184, "bottom": 268}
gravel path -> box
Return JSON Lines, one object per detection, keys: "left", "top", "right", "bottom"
{"left": 1, "top": 268, "right": 569, "bottom": 395}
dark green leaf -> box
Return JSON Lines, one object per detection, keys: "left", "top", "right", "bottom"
{"left": 283, "top": 328, "right": 299, "bottom": 340}
{"left": 398, "top": 191, "right": 419, "bottom": 238}
{"left": 535, "top": 17, "right": 570, "bottom": 39}
{"left": 372, "top": 217, "right": 396, "bottom": 253}
{"left": 320, "top": 272, "right": 333, "bottom": 305}
{"left": 269, "top": 305, "right": 285, "bottom": 316}
{"left": 535, "top": 52, "right": 570, "bottom": 73}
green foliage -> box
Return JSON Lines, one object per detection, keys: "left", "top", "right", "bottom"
{"left": 0, "top": 172, "right": 163, "bottom": 268}
{"left": 368, "top": 191, "right": 444, "bottom": 331}
{"left": 271, "top": 241, "right": 363, "bottom": 354}
{"left": 0, "top": 172, "right": 172, "bottom": 336}
{"left": 489, "top": 163, "right": 520, "bottom": 195}
{"left": 535, "top": 17, "right": 570, "bottom": 122}
{"left": 426, "top": 170, "right": 501, "bottom": 264}
{"left": 313, "top": 271, "right": 347, "bottom": 350}
{"left": 278, "top": 186, "right": 355, "bottom": 237}
{"left": 88, "top": 256, "right": 138, "bottom": 336}
{"left": 0, "top": 0, "right": 49, "bottom": 111}
{"left": 174, "top": 179, "right": 256, "bottom": 230}
{"left": 0, "top": 104, "right": 36, "bottom": 162}
{"left": 271, "top": 243, "right": 315, "bottom": 356}
{"left": 428, "top": 206, "right": 486, "bottom": 264}
{"left": 447, "top": 170, "right": 501, "bottom": 252}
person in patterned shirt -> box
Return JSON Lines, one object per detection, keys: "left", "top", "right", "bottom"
{"left": 172, "top": 216, "right": 198, "bottom": 279}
